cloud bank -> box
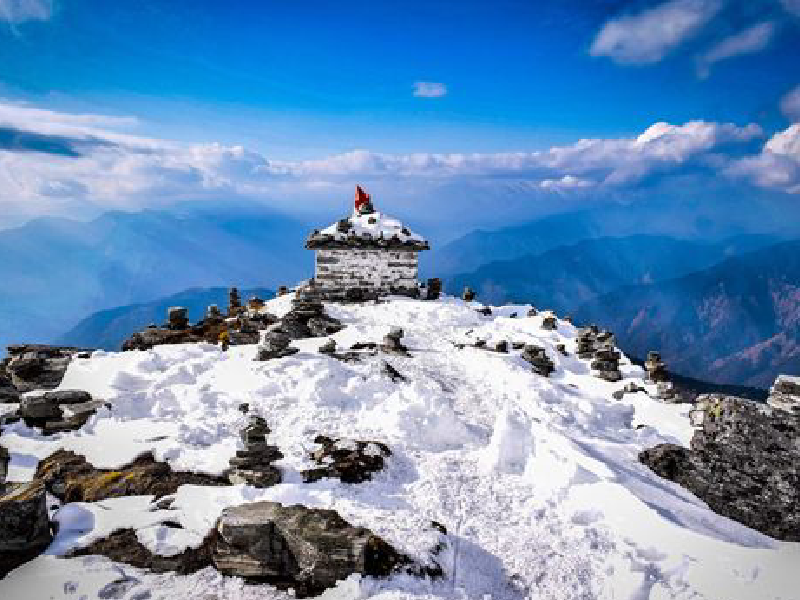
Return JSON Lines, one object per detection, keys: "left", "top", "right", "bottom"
{"left": 413, "top": 82, "right": 447, "bottom": 98}
{"left": 0, "top": 0, "right": 52, "bottom": 24}
{"left": 0, "top": 99, "right": 795, "bottom": 228}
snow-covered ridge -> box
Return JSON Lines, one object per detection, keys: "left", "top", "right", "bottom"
{"left": 0, "top": 294, "right": 797, "bottom": 599}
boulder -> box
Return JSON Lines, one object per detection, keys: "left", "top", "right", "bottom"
{"left": 0, "top": 481, "right": 52, "bottom": 577}
{"left": 5, "top": 345, "right": 91, "bottom": 393}
{"left": 768, "top": 374, "right": 800, "bottom": 414}
{"left": 213, "top": 502, "right": 403, "bottom": 596}
{"left": 302, "top": 435, "right": 391, "bottom": 484}
{"left": 640, "top": 395, "right": 800, "bottom": 541}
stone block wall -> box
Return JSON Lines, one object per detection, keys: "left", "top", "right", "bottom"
{"left": 314, "top": 248, "right": 419, "bottom": 299}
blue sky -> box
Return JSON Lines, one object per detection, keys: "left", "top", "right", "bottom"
{"left": 0, "top": 0, "right": 797, "bottom": 231}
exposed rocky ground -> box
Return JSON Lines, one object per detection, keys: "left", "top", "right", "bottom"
{"left": 0, "top": 294, "right": 797, "bottom": 599}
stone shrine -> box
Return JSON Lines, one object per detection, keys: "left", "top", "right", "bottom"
{"left": 305, "top": 185, "right": 430, "bottom": 301}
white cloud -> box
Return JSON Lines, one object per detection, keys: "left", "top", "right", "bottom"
{"left": 590, "top": 0, "right": 722, "bottom": 65}
{"left": 413, "top": 82, "right": 447, "bottom": 98}
{"left": 780, "top": 85, "right": 800, "bottom": 121}
{"left": 696, "top": 21, "right": 776, "bottom": 78}
{"left": 0, "top": 0, "right": 52, "bottom": 24}
{"left": 0, "top": 99, "right": 779, "bottom": 226}
{"left": 727, "top": 124, "right": 800, "bottom": 193}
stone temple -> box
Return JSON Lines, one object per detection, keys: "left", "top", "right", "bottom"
{"left": 305, "top": 186, "right": 430, "bottom": 301}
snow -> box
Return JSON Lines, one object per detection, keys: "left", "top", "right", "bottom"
{"left": 318, "top": 211, "right": 427, "bottom": 243}
{"left": 1, "top": 294, "right": 798, "bottom": 599}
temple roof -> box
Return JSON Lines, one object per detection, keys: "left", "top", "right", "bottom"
{"left": 305, "top": 211, "right": 430, "bottom": 251}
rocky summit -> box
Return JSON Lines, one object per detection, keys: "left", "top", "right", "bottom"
{"left": 0, "top": 293, "right": 797, "bottom": 599}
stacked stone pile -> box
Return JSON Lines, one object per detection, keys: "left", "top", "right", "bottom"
{"left": 644, "top": 351, "right": 669, "bottom": 383}
{"left": 590, "top": 343, "right": 622, "bottom": 382}
{"left": 521, "top": 344, "right": 555, "bottom": 377}
{"left": 302, "top": 435, "right": 392, "bottom": 484}
{"left": 767, "top": 374, "right": 800, "bottom": 413}
{"left": 462, "top": 287, "right": 476, "bottom": 302}
{"left": 227, "top": 416, "right": 283, "bottom": 488}
{"left": 167, "top": 306, "right": 189, "bottom": 330}
{"left": 424, "top": 278, "right": 442, "bottom": 300}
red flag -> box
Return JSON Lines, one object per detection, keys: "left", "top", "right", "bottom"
{"left": 354, "top": 185, "right": 371, "bottom": 212}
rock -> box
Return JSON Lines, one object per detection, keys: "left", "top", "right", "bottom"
{"left": 424, "top": 278, "right": 441, "bottom": 301}
{"left": 318, "top": 339, "right": 337, "bottom": 354}
{"left": 540, "top": 314, "right": 557, "bottom": 331}
{"left": 0, "top": 445, "right": 8, "bottom": 491}
{"left": 122, "top": 328, "right": 204, "bottom": 351}
{"left": 382, "top": 361, "right": 407, "bottom": 382}
{"left": 462, "top": 287, "right": 476, "bottom": 302}
{"left": 0, "top": 481, "right": 52, "bottom": 577}
{"left": 302, "top": 435, "right": 391, "bottom": 484}
{"left": 277, "top": 285, "right": 288, "bottom": 296}
{"left": 575, "top": 326, "right": 623, "bottom": 382}
{"left": 43, "top": 389, "right": 92, "bottom": 404}
{"left": 511, "top": 341, "right": 526, "bottom": 350}
{"left": 167, "top": 306, "right": 189, "bottom": 330}
{"left": 35, "top": 450, "right": 228, "bottom": 502}
{"left": 556, "top": 343, "right": 567, "bottom": 356}
{"left": 0, "top": 373, "right": 19, "bottom": 403}
{"left": 521, "top": 345, "right": 555, "bottom": 377}
{"left": 527, "top": 308, "right": 538, "bottom": 317}
{"left": 767, "top": 374, "right": 800, "bottom": 413}
{"left": 5, "top": 345, "right": 91, "bottom": 393}
{"left": 69, "top": 528, "right": 216, "bottom": 576}
{"left": 494, "top": 340, "right": 508, "bottom": 353}
{"left": 640, "top": 395, "right": 800, "bottom": 541}
{"left": 19, "top": 394, "right": 62, "bottom": 420}
{"left": 644, "top": 351, "right": 669, "bottom": 383}
{"left": 382, "top": 327, "right": 409, "bottom": 355}
{"left": 475, "top": 307, "right": 492, "bottom": 316}
{"left": 255, "top": 328, "right": 299, "bottom": 361}
{"left": 213, "top": 501, "right": 403, "bottom": 596}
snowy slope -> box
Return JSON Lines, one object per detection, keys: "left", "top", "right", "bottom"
{"left": 1, "top": 295, "right": 797, "bottom": 600}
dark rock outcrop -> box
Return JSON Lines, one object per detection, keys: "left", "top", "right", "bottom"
{"left": 302, "top": 435, "right": 391, "bottom": 484}
{"left": 3, "top": 345, "right": 92, "bottom": 393}
{"left": 0, "top": 481, "right": 52, "bottom": 577}
{"left": 640, "top": 395, "right": 800, "bottom": 541}
{"left": 381, "top": 327, "right": 409, "bottom": 355}
{"left": 35, "top": 450, "right": 228, "bottom": 502}
{"left": 16, "top": 389, "right": 108, "bottom": 434}
{"left": 69, "top": 528, "right": 217, "bottom": 575}
{"left": 213, "top": 502, "right": 404, "bottom": 597}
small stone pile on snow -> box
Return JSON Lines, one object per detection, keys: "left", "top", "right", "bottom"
{"left": 227, "top": 416, "right": 282, "bottom": 488}
{"left": 521, "top": 344, "right": 555, "bottom": 377}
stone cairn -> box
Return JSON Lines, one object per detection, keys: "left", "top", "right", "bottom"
{"left": 576, "top": 326, "right": 622, "bottom": 382}
{"left": 382, "top": 327, "right": 409, "bottom": 355}
{"left": 644, "top": 351, "right": 669, "bottom": 382}
{"left": 206, "top": 304, "right": 223, "bottom": 322}
{"left": 167, "top": 306, "right": 189, "bottom": 330}
{"left": 521, "top": 344, "right": 555, "bottom": 377}
{"left": 424, "top": 278, "right": 442, "bottom": 301}
{"left": 248, "top": 296, "right": 266, "bottom": 311}
{"left": 228, "top": 287, "right": 243, "bottom": 316}
{"left": 767, "top": 375, "right": 800, "bottom": 414}
{"left": 277, "top": 285, "right": 288, "bottom": 296}
{"left": 255, "top": 285, "right": 343, "bottom": 361}
{"left": 227, "top": 415, "right": 283, "bottom": 488}
{"left": 527, "top": 308, "right": 538, "bottom": 317}
{"left": 540, "top": 312, "right": 558, "bottom": 331}
{"left": 462, "top": 286, "right": 476, "bottom": 302}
